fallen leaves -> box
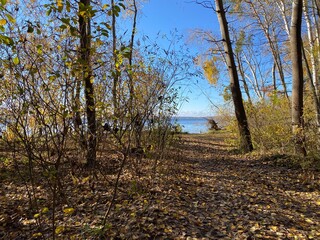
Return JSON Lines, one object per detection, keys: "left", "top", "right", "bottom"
{"left": 0, "top": 133, "right": 320, "bottom": 239}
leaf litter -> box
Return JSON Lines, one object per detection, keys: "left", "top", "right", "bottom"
{"left": 0, "top": 133, "right": 319, "bottom": 239}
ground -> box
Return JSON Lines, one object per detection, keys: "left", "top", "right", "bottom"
{"left": 0, "top": 132, "right": 320, "bottom": 239}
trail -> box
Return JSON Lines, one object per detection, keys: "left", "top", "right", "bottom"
{"left": 151, "top": 133, "right": 320, "bottom": 239}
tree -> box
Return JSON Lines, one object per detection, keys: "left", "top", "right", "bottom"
{"left": 290, "top": 0, "right": 307, "bottom": 156}
{"left": 246, "top": 0, "right": 289, "bottom": 100}
{"left": 303, "top": 0, "right": 320, "bottom": 133}
{"left": 78, "top": 0, "right": 97, "bottom": 166}
{"left": 215, "top": 0, "right": 253, "bottom": 152}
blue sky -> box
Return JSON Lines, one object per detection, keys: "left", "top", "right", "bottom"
{"left": 136, "top": 0, "right": 223, "bottom": 117}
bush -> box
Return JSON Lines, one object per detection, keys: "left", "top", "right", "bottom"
{"left": 245, "top": 94, "right": 292, "bottom": 152}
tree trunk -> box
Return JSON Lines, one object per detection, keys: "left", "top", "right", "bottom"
{"left": 303, "top": 0, "right": 320, "bottom": 132}
{"left": 79, "top": 0, "right": 96, "bottom": 166}
{"left": 290, "top": 0, "right": 307, "bottom": 156}
{"left": 215, "top": 0, "right": 253, "bottom": 152}
{"left": 235, "top": 53, "right": 252, "bottom": 105}
{"left": 111, "top": 0, "right": 119, "bottom": 122}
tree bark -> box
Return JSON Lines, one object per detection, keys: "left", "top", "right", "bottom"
{"left": 303, "top": 0, "right": 320, "bottom": 132}
{"left": 79, "top": 0, "right": 96, "bottom": 166}
{"left": 215, "top": 0, "right": 253, "bottom": 152}
{"left": 290, "top": 0, "right": 307, "bottom": 156}
{"left": 111, "top": 0, "right": 119, "bottom": 121}
{"left": 235, "top": 52, "right": 252, "bottom": 105}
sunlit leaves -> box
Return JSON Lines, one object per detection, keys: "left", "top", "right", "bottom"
{"left": 36, "top": 44, "right": 43, "bottom": 54}
{"left": 63, "top": 207, "right": 75, "bottom": 215}
{"left": 57, "top": 0, "right": 63, "bottom": 12}
{"left": 55, "top": 225, "right": 65, "bottom": 234}
{"left": 42, "top": 207, "right": 49, "bottom": 214}
{"left": 202, "top": 57, "right": 220, "bottom": 85}
{"left": 12, "top": 56, "right": 19, "bottom": 65}
{"left": 0, "top": 19, "right": 6, "bottom": 26}
{"left": 102, "top": 3, "right": 109, "bottom": 10}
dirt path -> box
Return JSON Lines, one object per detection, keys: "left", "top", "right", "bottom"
{"left": 147, "top": 133, "right": 320, "bottom": 239}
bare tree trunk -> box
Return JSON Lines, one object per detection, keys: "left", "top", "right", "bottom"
{"left": 235, "top": 52, "right": 252, "bottom": 104}
{"left": 111, "top": 0, "right": 119, "bottom": 121}
{"left": 128, "top": 0, "right": 137, "bottom": 103}
{"left": 128, "top": 0, "right": 140, "bottom": 147}
{"left": 302, "top": 44, "right": 320, "bottom": 132}
{"left": 303, "top": 0, "right": 320, "bottom": 132}
{"left": 272, "top": 62, "right": 277, "bottom": 91}
{"left": 215, "top": 0, "right": 253, "bottom": 153}
{"left": 79, "top": 0, "right": 96, "bottom": 166}
{"left": 290, "top": 0, "right": 306, "bottom": 156}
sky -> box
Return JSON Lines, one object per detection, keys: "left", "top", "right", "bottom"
{"left": 136, "top": 0, "right": 224, "bottom": 117}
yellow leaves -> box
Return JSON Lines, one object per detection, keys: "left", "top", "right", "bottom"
{"left": 81, "top": 176, "right": 90, "bottom": 184}
{"left": 63, "top": 207, "right": 75, "bottom": 215}
{"left": 13, "top": 56, "right": 19, "bottom": 65}
{"left": 56, "top": 0, "right": 63, "bottom": 12}
{"left": 71, "top": 175, "right": 90, "bottom": 185}
{"left": 90, "top": 75, "right": 94, "bottom": 84}
{"left": 41, "top": 207, "right": 49, "bottom": 214}
{"left": 269, "top": 225, "right": 278, "bottom": 231}
{"left": 130, "top": 212, "right": 136, "bottom": 218}
{"left": 79, "top": 11, "right": 86, "bottom": 17}
{"left": 0, "top": 19, "right": 6, "bottom": 26}
{"left": 32, "top": 233, "right": 42, "bottom": 238}
{"left": 0, "top": 0, "right": 8, "bottom": 6}
{"left": 71, "top": 174, "right": 79, "bottom": 185}
{"left": 305, "top": 218, "right": 314, "bottom": 224}
{"left": 102, "top": 4, "right": 109, "bottom": 10}
{"left": 33, "top": 213, "right": 40, "bottom": 219}
{"left": 164, "top": 226, "right": 173, "bottom": 233}
{"left": 55, "top": 225, "right": 65, "bottom": 234}
{"left": 36, "top": 44, "right": 43, "bottom": 55}
{"left": 202, "top": 57, "right": 220, "bottom": 85}
{"left": 250, "top": 223, "right": 260, "bottom": 232}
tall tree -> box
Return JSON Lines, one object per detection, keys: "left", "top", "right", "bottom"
{"left": 79, "top": 0, "right": 97, "bottom": 166}
{"left": 111, "top": 0, "right": 120, "bottom": 122}
{"left": 303, "top": 0, "right": 320, "bottom": 132}
{"left": 215, "top": 0, "right": 253, "bottom": 152}
{"left": 246, "top": 0, "right": 289, "bottom": 100}
{"left": 290, "top": 0, "right": 307, "bottom": 155}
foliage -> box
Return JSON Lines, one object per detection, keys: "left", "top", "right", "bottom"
{"left": 1, "top": 133, "right": 319, "bottom": 239}
{"left": 201, "top": 56, "right": 220, "bottom": 85}
{"left": 0, "top": 0, "right": 195, "bottom": 238}
{"left": 223, "top": 91, "right": 320, "bottom": 169}
{"left": 224, "top": 94, "right": 292, "bottom": 151}
{"left": 245, "top": 94, "right": 292, "bottom": 151}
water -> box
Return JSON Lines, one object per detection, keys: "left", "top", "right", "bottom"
{"left": 172, "top": 117, "right": 210, "bottom": 134}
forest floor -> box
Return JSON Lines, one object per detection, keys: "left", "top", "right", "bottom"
{"left": 1, "top": 132, "right": 320, "bottom": 239}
